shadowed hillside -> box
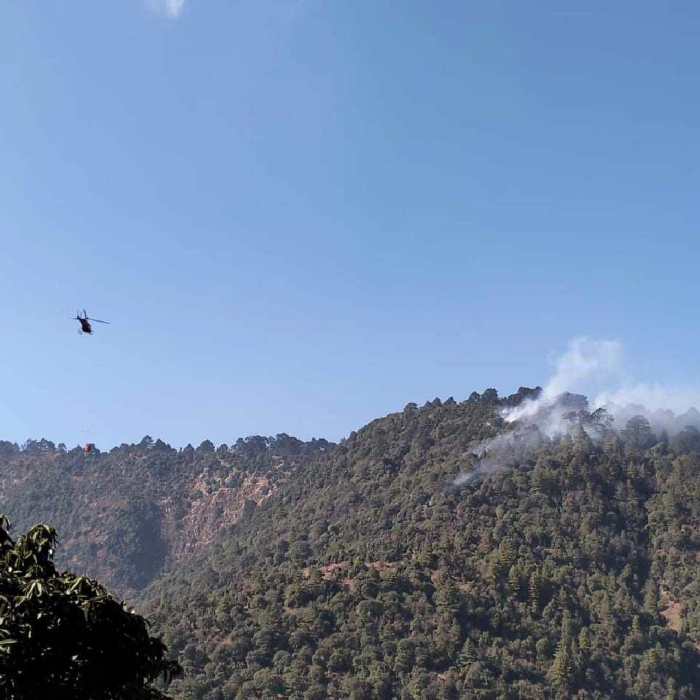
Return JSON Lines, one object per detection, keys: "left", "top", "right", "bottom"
{"left": 0, "top": 435, "right": 332, "bottom": 595}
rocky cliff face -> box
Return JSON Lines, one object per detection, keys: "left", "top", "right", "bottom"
{"left": 163, "top": 456, "right": 294, "bottom": 560}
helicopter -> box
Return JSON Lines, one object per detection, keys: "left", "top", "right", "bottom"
{"left": 73, "top": 310, "right": 109, "bottom": 335}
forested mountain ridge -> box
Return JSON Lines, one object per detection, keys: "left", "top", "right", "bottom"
{"left": 5, "top": 389, "right": 700, "bottom": 698}
{"left": 137, "top": 390, "right": 700, "bottom": 699}
{"left": 0, "top": 434, "right": 333, "bottom": 595}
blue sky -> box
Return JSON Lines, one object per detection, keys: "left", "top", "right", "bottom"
{"left": 1, "top": 1, "right": 698, "bottom": 448}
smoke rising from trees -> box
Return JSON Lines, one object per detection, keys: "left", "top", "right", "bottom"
{"left": 452, "top": 337, "right": 700, "bottom": 487}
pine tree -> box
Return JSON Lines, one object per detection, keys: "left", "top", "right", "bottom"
{"left": 529, "top": 570, "right": 542, "bottom": 612}
{"left": 508, "top": 565, "right": 521, "bottom": 598}
{"left": 459, "top": 639, "right": 477, "bottom": 668}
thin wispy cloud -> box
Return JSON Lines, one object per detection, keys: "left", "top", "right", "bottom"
{"left": 149, "top": 0, "right": 185, "bottom": 20}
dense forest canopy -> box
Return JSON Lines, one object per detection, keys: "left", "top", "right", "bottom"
{"left": 4, "top": 388, "right": 700, "bottom": 698}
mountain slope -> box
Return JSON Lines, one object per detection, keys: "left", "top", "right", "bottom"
{"left": 141, "top": 391, "right": 700, "bottom": 699}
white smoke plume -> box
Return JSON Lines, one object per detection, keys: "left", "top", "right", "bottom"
{"left": 594, "top": 385, "right": 700, "bottom": 417}
{"left": 450, "top": 337, "right": 700, "bottom": 489}
{"left": 453, "top": 470, "right": 483, "bottom": 487}
{"left": 504, "top": 337, "right": 621, "bottom": 424}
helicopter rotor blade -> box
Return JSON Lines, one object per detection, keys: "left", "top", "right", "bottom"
{"left": 87, "top": 318, "right": 109, "bottom": 324}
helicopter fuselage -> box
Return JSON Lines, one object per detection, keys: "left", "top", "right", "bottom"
{"left": 74, "top": 310, "right": 108, "bottom": 334}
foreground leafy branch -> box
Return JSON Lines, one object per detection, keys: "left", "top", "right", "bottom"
{"left": 0, "top": 515, "right": 181, "bottom": 700}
